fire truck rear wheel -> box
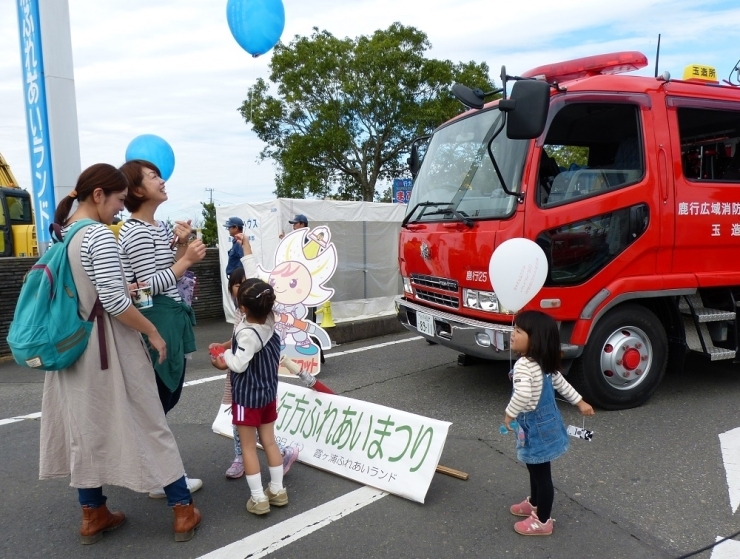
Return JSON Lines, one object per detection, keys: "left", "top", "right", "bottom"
{"left": 571, "top": 304, "right": 667, "bottom": 410}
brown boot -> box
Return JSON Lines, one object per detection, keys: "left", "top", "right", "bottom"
{"left": 173, "top": 501, "right": 202, "bottom": 542}
{"left": 80, "top": 504, "right": 126, "bottom": 544}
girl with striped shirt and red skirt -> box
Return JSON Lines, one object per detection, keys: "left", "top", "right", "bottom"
{"left": 210, "top": 278, "right": 287, "bottom": 515}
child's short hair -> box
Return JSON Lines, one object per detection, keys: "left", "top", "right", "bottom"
{"left": 236, "top": 279, "right": 276, "bottom": 320}
{"left": 228, "top": 266, "right": 246, "bottom": 293}
{"left": 514, "top": 310, "right": 561, "bottom": 373}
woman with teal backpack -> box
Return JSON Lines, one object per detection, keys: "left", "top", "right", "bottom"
{"left": 39, "top": 163, "right": 202, "bottom": 544}
{"left": 117, "top": 159, "right": 206, "bottom": 498}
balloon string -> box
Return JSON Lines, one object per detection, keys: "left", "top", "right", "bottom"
{"left": 508, "top": 313, "right": 515, "bottom": 375}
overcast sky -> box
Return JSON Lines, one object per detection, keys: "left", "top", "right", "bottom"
{"left": 1, "top": 0, "right": 740, "bottom": 223}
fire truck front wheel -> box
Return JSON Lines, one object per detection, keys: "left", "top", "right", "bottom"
{"left": 571, "top": 304, "right": 668, "bottom": 410}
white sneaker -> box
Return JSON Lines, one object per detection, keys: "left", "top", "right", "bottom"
{"left": 148, "top": 475, "right": 203, "bottom": 499}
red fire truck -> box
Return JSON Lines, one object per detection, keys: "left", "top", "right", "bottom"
{"left": 397, "top": 51, "right": 740, "bottom": 410}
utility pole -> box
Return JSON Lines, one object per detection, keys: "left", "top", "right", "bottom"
{"left": 205, "top": 188, "right": 214, "bottom": 204}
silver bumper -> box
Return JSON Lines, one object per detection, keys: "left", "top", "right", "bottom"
{"left": 396, "top": 297, "right": 514, "bottom": 360}
{"left": 395, "top": 297, "right": 583, "bottom": 361}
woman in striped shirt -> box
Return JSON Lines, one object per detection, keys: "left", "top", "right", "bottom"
{"left": 118, "top": 159, "right": 207, "bottom": 498}
{"left": 118, "top": 159, "right": 206, "bottom": 413}
{"left": 504, "top": 310, "right": 594, "bottom": 536}
{"left": 39, "top": 163, "right": 201, "bottom": 543}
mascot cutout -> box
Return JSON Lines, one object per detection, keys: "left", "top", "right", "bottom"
{"left": 257, "top": 226, "right": 337, "bottom": 376}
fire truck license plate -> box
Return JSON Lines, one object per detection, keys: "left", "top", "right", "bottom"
{"left": 416, "top": 311, "right": 434, "bottom": 337}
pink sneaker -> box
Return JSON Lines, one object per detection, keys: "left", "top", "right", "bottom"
{"left": 514, "top": 512, "right": 553, "bottom": 536}
{"left": 510, "top": 497, "right": 537, "bottom": 517}
{"left": 282, "top": 446, "right": 299, "bottom": 475}
{"left": 225, "top": 459, "right": 244, "bottom": 479}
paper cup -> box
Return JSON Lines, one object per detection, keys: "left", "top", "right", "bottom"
{"left": 132, "top": 286, "right": 153, "bottom": 309}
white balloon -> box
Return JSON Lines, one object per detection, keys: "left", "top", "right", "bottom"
{"left": 489, "top": 238, "right": 548, "bottom": 312}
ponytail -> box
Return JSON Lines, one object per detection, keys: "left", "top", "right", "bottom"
{"left": 53, "top": 163, "right": 128, "bottom": 226}
{"left": 53, "top": 195, "right": 76, "bottom": 226}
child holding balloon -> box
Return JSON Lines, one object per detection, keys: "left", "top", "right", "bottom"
{"left": 503, "top": 310, "right": 594, "bottom": 536}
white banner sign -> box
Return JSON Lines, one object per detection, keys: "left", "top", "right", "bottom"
{"left": 212, "top": 381, "right": 452, "bottom": 503}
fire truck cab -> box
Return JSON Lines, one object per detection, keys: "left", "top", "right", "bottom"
{"left": 397, "top": 51, "right": 740, "bottom": 409}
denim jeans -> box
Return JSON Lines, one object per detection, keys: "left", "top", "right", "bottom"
{"left": 79, "top": 477, "right": 190, "bottom": 508}
{"left": 78, "top": 487, "right": 106, "bottom": 508}
{"left": 164, "top": 475, "right": 191, "bottom": 507}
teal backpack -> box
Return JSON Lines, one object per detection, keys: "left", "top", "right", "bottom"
{"left": 7, "top": 219, "right": 107, "bottom": 371}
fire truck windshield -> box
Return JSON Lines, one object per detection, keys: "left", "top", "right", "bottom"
{"left": 406, "top": 107, "right": 528, "bottom": 222}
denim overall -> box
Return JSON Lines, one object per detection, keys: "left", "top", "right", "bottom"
{"left": 515, "top": 373, "right": 570, "bottom": 464}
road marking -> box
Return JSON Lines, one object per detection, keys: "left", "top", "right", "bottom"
{"left": 719, "top": 426, "right": 740, "bottom": 513}
{"left": 184, "top": 374, "right": 226, "bottom": 387}
{"left": 0, "top": 336, "right": 424, "bottom": 427}
{"left": 712, "top": 427, "right": 740, "bottom": 558}
{"left": 710, "top": 536, "right": 740, "bottom": 558}
{"left": 197, "top": 486, "right": 387, "bottom": 559}
{"left": 0, "top": 411, "right": 41, "bottom": 426}
{"left": 324, "top": 336, "right": 422, "bottom": 358}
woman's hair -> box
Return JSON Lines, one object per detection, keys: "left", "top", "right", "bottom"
{"left": 236, "top": 279, "right": 276, "bottom": 321}
{"left": 54, "top": 163, "right": 128, "bottom": 226}
{"left": 514, "top": 310, "right": 561, "bottom": 373}
{"left": 119, "top": 159, "right": 161, "bottom": 213}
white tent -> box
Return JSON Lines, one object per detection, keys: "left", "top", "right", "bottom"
{"left": 215, "top": 199, "right": 406, "bottom": 323}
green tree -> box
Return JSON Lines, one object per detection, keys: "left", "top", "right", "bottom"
{"left": 239, "top": 23, "right": 494, "bottom": 201}
{"left": 200, "top": 202, "right": 217, "bottom": 247}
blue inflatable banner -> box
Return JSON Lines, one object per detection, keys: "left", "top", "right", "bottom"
{"left": 17, "top": 0, "right": 54, "bottom": 246}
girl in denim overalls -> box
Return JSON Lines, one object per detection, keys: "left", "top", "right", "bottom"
{"left": 504, "top": 311, "right": 595, "bottom": 536}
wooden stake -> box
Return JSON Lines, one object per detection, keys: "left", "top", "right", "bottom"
{"left": 435, "top": 464, "right": 469, "bottom": 480}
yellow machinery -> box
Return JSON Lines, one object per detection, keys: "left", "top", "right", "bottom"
{"left": 0, "top": 153, "right": 36, "bottom": 257}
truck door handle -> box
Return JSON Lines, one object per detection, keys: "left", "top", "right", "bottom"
{"left": 658, "top": 146, "right": 668, "bottom": 204}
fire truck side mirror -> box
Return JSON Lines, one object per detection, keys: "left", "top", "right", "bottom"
{"left": 408, "top": 145, "right": 421, "bottom": 178}
{"left": 506, "top": 80, "right": 550, "bottom": 140}
{"left": 452, "top": 83, "right": 486, "bottom": 110}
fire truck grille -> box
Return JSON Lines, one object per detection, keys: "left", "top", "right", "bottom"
{"left": 410, "top": 274, "right": 458, "bottom": 293}
{"left": 414, "top": 288, "right": 459, "bottom": 309}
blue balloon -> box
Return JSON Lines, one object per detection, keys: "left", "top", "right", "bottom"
{"left": 226, "top": 0, "right": 285, "bottom": 57}
{"left": 125, "top": 134, "right": 175, "bottom": 181}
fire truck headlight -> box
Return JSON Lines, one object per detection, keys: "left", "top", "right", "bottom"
{"left": 402, "top": 277, "right": 413, "bottom": 294}
{"left": 463, "top": 289, "right": 500, "bottom": 313}
{"left": 478, "top": 292, "right": 499, "bottom": 312}
{"left": 464, "top": 289, "right": 479, "bottom": 309}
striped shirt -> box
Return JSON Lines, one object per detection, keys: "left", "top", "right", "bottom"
{"left": 505, "top": 356, "right": 582, "bottom": 418}
{"left": 224, "top": 316, "right": 280, "bottom": 409}
{"left": 62, "top": 222, "right": 131, "bottom": 316}
{"left": 118, "top": 219, "right": 181, "bottom": 301}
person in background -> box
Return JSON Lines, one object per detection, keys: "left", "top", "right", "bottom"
{"left": 225, "top": 217, "right": 245, "bottom": 277}
{"left": 40, "top": 163, "right": 201, "bottom": 544}
{"left": 504, "top": 310, "right": 594, "bottom": 536}
{"left": 117, "top": 159, "right": 206, "bottom": 499}
{"left": 279, "top": 214, "right": 308, "bottom": 239}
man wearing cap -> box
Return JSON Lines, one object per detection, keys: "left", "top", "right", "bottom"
{"left": 224, "top": 217, "right": 245, "bottom": 277}
{"left": 280, "top": 214, "right": 308, "bottom": 239}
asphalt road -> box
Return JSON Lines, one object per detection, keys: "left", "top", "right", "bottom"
{"left": 1, "top": 319, "right": 740, "bottom": 559}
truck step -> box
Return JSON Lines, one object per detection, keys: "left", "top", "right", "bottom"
{"left": 683, "top": 317, "right": 736, "bottom": 360}
{"left": 679, "top": 295, "right": 736, "bottom": 322}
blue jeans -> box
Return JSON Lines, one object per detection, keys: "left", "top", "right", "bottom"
{"left": 78, "top": 488, "right": 106, "bottom": 508}
{"left": 164, "top": 476, "right": 191, "bottom": 506}
{"left": 78, "top": 476, "right": 191, "bottom": 508}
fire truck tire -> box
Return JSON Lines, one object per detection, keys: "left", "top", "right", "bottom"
{"left": 570, "top": 304, "right": 667, "bottom": 410}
